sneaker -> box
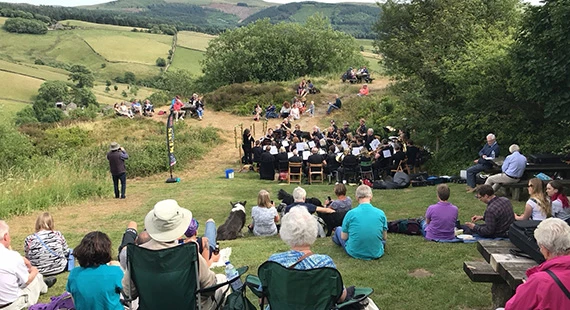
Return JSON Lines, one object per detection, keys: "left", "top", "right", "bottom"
{"left": 44, "top": 276, "right": 57, "bottom": 288}
{"left": 180, "top": 117, "right": 184, "bottom": 120}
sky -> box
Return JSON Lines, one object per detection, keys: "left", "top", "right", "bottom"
{"left": 0, "top": 0, "right": 543, "bottom": 7}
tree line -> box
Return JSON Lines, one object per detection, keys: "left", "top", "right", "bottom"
{"left": 371, "top": 0, "right": 570, "bottom": 172}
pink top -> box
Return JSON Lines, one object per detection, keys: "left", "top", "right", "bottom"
{"left": 359, "top": 87, "right": 369, "bottom": 96}
{"left": 505, "top": 255, "right": 570, "bottom": 310}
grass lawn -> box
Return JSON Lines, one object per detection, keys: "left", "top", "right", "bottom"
{"left": 0, "top": 16, "right": 7, "bottom": 25}
{"left": 9, "top": 167, "right": 527, "bottom": 308}
{"left": 92, "top": 84, "right": 160, "bottom": 105}
{"left": 0, "top": 99, "right": 27, "bottom": 124}
{"left": 59, "top": 20, "right": 147, "bottom": 32}
{"left": 0, "top": 59, "right": 68, "bottom": 81}
{"left": 169, "top": 46, "right": 205, "bottom": 76}
{"left": 0, "top": 71, "right": 43, "bottom": 102}
{"left": 177, "top": 31, "right": 216, "bottom": 52}
{"left": 80, "top": 30, "right": 173, "bottom": 65}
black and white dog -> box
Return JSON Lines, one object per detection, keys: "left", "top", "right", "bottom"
{"left": 217, "top": 201, "right": 247, "bottom": 241}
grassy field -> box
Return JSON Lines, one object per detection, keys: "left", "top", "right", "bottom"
{"left": 169, "top": 47, "right": 205, "bottom": 76}
{"left": 0, "top": 71, "right": 44, "bottom": 102}
{"left": 0, "top": 99, "right": 27, "bottom": 124}
{"left": 0, "top": 59, "right": 68, "bottom": 81}
{"left": 9, "top": 172, "right": 526, "bottom": 309}
{"left": 60, "top": 20, "right": 148, "bottom": 32}
{"left": 176, "top": 31, "right": 216, "bottom": 51}
{"left": 80, "top": 30, "right": 172, "bottom": 64}
{"left": 0, "top": 16, "right": 7, "bottom": 25}
{"left": 91, "top": 84, "right": 160, "bottom": 105}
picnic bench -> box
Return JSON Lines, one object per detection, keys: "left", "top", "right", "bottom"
{"left": 463, "top": 240, "right": 536, "bottom": 308}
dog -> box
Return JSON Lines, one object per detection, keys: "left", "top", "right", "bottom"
{"left": 217, "top": 201, "right": 247, "bottom": 241}
{"left": 238, "top": 164, "right": 253, "bottom": 173}
{"left": 277, "top": 189, "right": 322, "bottom": 207}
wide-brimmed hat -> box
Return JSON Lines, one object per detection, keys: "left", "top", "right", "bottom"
{"left": 109, "top": 142, "right": 120, "bottom": 151}
{"left": 145, "top": 199, "right": 192, "bottom": 242}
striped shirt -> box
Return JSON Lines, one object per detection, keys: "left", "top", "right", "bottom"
{"left": 24, "top": 230, "right": 70, "bottom": 275}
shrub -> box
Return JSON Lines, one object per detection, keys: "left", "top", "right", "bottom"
{"left": 34, "top": 59, "right": 44, "bottom": 65}
{"left": 205, "top": 82, "right": 290, "bottom": 115}
{"left": 15, "top": 106, "right": 39, "bottom": 126}
{"left": 39, "top": 108, "right": 65, "bottom": 123}
{"left": 3, "top": 17, "right": 47, "bottom": 34}
{"left": 0, "top": 124, "right": 36, "bottom": 171}
{"left": 114, "top": 85, "right": 119, "bottom": 91}
{"left": 156, "top": 57, "right": 167, "bottom": 67}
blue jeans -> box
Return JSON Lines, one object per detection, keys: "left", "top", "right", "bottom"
{"left": 203, "top": 220, "right": 217, "bottom": 250}
{"left": 197, "top": 109, "right": 203, "bottom": 118}
{"left": 112, "top": 172, "right": 126, "bottom": 198}
{"left": 326, "top": 104, "right": 339, "bottom": 115}
{"left": 466, "top": 163, "right": 488, "bottom": 188}
{"left": 420, "top": 219, "right": 427, "bottom": 237}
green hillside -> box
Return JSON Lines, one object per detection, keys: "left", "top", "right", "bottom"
{"left": 170, "top": 47, "right": 205, "bottom": 76}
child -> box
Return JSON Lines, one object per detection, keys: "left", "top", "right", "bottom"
{"left": 308, "top": 101, "right": 315, "bottom": 117}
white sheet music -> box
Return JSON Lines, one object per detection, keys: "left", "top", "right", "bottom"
{"left": 352, "top": 147, "right": 363, "bottom": 156}
{"left": 308, "top": 141, "right": 316, "bottom": 148}
{"left": 334, "top": 145, "right": 340, "bottom": 154}
{"left": 370, "top": 139, "right": 381, "bottom": 151}
{"left": 382, "top": 149, "right": 392, "bottom": 158}
{"left": 269, "top": 146, "right": 278, "bottom": 155}
{"left": 282, "top": 140, "right": 289, "bottom": 147}
{"left": 296, "top": 143, "right": 305, "bottom": 151}
{"left": 303, "top": 151, "right": 310, "bottom": 160}
{"left": 287, "top": 152, "right": 293, "bottom": 159}
{"left": 341, "top": 141, "right": 349, "bottom": 150}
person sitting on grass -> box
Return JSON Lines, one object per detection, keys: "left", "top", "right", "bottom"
{"left": 464, "top": 185, "right": 514, "bottom": 238}
{"left": 172, "top": 96, "right": 186, "bottom": 121}
{"left": 357, "top": 84, "right": 369, "bottom": 97}
{"left": 515, "top": 178, "right": 551, "bottom": 221}
{"left": 320, "top": 183, "right": 353, "bottom": 236}
{"left": 66, "top": 231, "right": 123, "bottom": 310}
{"left": 248, "top": 190, "right": 279, "bottom": 237}
{"left": 143, "top": 99, "right": 154, "bottom": 117}
{"left": 503, "top": 218, "right": 570, "bottom": 310}
{"left": 24, "top": 212, "right": 70, "bottom": 276}
{"left": 253, "top": 104, "right": 263, "bottom": 121}
{"left": 131, "top": 100, "right": 142, "bottom": 116}
{"left": 547, "top": 180, "right": 570, "bottom": 223}
{"left": 265, "top": 103, "right": 278, "bottom": 119}
{"left": 115, "top": 102, "right": 133, "bottom": 119}
{"left": 0, "top": 220, "right": 56, "bottom": 310}
{"left": 280, "top": 101, "right": 291, "bottom": 119}
{"left": 182, "top": 218, "right": 220, "bottom": 267}
{"left": 332, "top": 185, "right": 388, "bottom": 260}
{"left": 326, "top": 95, "right": 342, "bottom": 115}
{"left": 420, "top": 184, "right": 458, "bottom": 241}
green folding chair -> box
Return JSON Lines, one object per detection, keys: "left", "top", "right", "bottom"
{"left": 245, "top": 261, "right": 374, "bottom": 310}
{"left": 126, "top": 242, "right": 247, "bottom": 310}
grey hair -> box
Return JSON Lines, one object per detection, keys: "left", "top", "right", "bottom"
{"left": 534, "top": 218, "right": 570, "bottom": 257}
{"left": 0, "top": 220, "right": 9, "bottom": 239}
{"left": 487, "top": 133, "right": 496, "bottom": 140}
{"left": 355, "top": 185, "right": 373, "bottom": 199}
{"left": 280, "top": 207, "right": 317, "bottom": 247}
{"left": 509, "top": 144, "right": 520, "bottom": 153}
{"left": 311, "top": 147, "right": 318, "bottom": 154}
{"left": 292, "top": 186, "right": 306, "bottom": 202}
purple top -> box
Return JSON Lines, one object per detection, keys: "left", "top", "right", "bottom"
{"left": 424, "top": 201, "right": 458, "bottom": 240}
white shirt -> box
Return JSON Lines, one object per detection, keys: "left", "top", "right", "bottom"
{"left": 527, "top": 198, "right": 547, "bottom": 221}
{"left": 0, "top": 243, "right": 29, "bottom": 304}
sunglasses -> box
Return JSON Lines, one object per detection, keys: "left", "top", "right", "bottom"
{"left": 528, "top": 184, "right": 533, "bottom": 188}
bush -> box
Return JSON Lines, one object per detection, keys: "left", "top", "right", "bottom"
{"left": 34, "top": 59, "right": 44, "bottom": 65}
{"left": 15, "top": 106, "right": 39, "bottom": 125}
{"left": 68, "top": 105, "right": 98, "bottom": 121}
{"left": 39, "top": 108, "right": 65, "bottom": 123}
{"left": 156, "top": 57, "right": 167, "bottom": 67}
{"left": 3, "top": 17, "right": 47, "bottom": 34}
{"left": 34, "top": 126, "right": 91, "bottom": 156}
{"left": 114, "top": 85, "right": 119, "bottom": 91}
{"left": 205, "top": 82, "right": 290, "bottom": 115}
{"left": 0, "top": 124, "right": 36, "bottom": 171}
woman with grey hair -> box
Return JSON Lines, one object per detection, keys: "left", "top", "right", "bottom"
{"left": 504, "top": 218, "right": 570, "bottom": 309}
{"left": 268, "top": 207, "right": 349, "bottom": 301}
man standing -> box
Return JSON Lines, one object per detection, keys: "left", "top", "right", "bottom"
{"left": 0, "top": 220, "right": 55, "bottom": 310}
{"left": 107, "top": 142, "right": 129, "bottom": 199}
{"left": 485, "top": 144, "right": 527, "bottom": 191}
{"left": 464, "top": 185, "right": 515, "bottom": 238}
{"left": 332, "top": 185, "right": 388, "bottom": 260}
{"left": 465, "top": 133, "right": 500, "bottom": 192}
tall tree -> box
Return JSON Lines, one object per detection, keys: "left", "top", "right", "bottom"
{"left": 68, "top": 64, "right": 94, "bottom": 88}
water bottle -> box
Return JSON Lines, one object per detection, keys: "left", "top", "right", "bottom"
{"left": 67, "top": 248, "right": 75, "bottom": 271}
{"left": 225, "top": 261, "right": 243, "bottom": 292}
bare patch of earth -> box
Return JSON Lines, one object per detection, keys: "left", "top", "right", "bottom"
{"left": 408, "top": 268, "right": 433, "bottom": 278}
{"left": 205, "top": 3, "right": 263, "bottom": 22}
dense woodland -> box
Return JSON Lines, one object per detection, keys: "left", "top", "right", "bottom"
{"left": 0, "top": 1, "right": 380, "bottom": 38}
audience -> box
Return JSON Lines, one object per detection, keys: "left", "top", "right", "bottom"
{"left": 320, "top": 183, "right": 353, "bottom": 236}
{"left": 249, "top": 190, "right": 279, "bottom": 236}
{"left": 514, "top": 178, "right": 551, "bottom": 221}
{"left": 504, "top": 218, "right": 570, "bottom": 309}
{"left": 421, "top": 184, "right": 458, "bottom": 241}
{"left": 0, "top": 220, "right": 56, "bottom": 309}
{"left": 485, "top": 144, "right": 526, "bottom": 191}
{"left": 183, "top": 219, "right": 220, "bottom": 267}
{"left": 464, "top": 185, "right": 514, "bottom": 238}
{"left": 357, "top": 84, "right": 369, "bottom": 96}
{"left": 24, "top": 212, "right": 70, "bottom": 276}
{"left": 280, "top": 101, "right": 291, "bottom": 119}
{"left": 465, "top": 133, "right": 500, "bottom": 192}
{"left": 66, "top": 231, "right": 123, "bottom": 310}
{"left": 332, "top": 185, "right": 388, "bottom": 260}
{"left": 547, "top": 180, "right": 570, "bottom": 223}
{"left": 326, "top": 95, "right": 342, "bottom": 115}
{"left": 122, "top": 200, "right": 228, "bottom": 309}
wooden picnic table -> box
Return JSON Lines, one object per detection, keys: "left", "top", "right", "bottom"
{"left": 463, "top": 240, "right": 536, "bottom": 308}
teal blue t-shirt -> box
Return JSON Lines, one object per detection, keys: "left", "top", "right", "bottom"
{"left": 66, "top": 264, "right": 123, "bottom": 310}
{"left": 341, "top": 202, "right": 387, "bottom": 260}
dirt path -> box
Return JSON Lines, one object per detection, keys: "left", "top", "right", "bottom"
{"left": 7, "top": 78, "right": 390, "bottom": 239}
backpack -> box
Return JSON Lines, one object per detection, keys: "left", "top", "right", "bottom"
{"left": 28, "top": 292, "right": 75, "bottom": 310}
{"left": 387, "top": 218, "right": 422, "bottom": 235}
{"left": 223, "top": 288, "right": 256, "bottom": 310}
